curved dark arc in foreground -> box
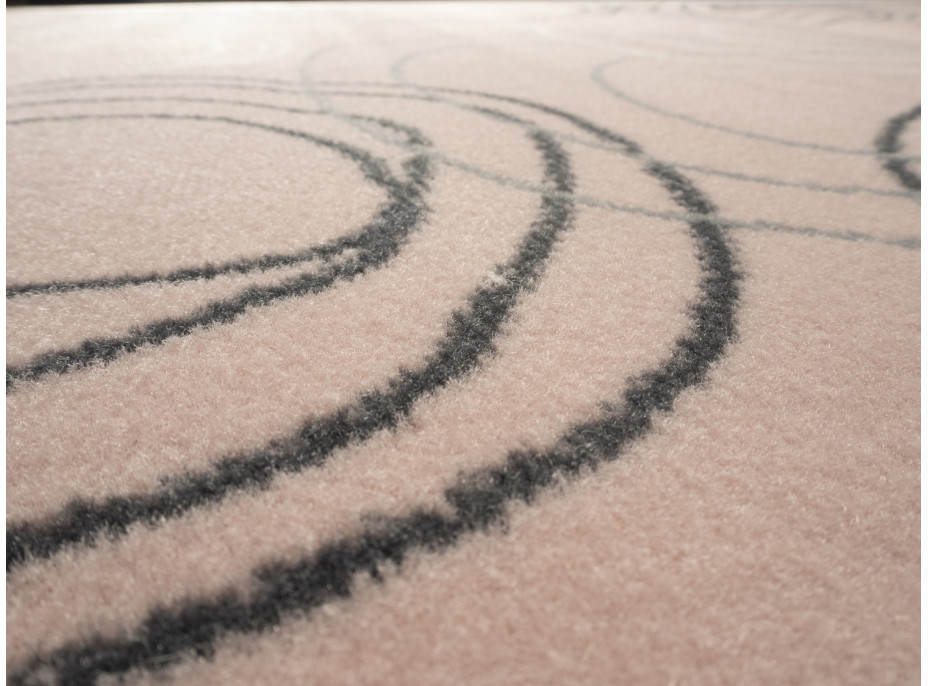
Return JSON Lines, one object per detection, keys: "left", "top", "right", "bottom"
{"left": 5, "top": 112, "right": 433, "bottom": 390}
{"left": 6, "top": 111, "right": 575, "bottom": 569}
{"left": 5, "top": 100, "right": 408, "bottom": 299}
{"left": 10, "top": 100, "right": 740, "bottom": 685}
{"left": 5, "top": 90, "right": 552, "bottom": 297}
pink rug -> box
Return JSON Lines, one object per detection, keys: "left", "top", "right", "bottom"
{"left": 6, "top": 2, "right": 921, "bottom": 684}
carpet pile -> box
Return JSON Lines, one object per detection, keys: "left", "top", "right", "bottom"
{"left": 6, "top": 2, "right": 921, "bottom": 684}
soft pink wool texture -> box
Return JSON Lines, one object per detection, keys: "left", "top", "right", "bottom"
{"left": 6, "top": 2, "right": 920, "bottom": 685}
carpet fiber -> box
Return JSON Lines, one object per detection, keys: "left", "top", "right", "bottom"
{"left": 6, "top": 2, "right": 921, "bottom": 684}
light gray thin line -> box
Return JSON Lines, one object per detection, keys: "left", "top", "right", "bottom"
{"left": 718, "top": 217, "right": 918, "bottom": 249}
{"left": 387, "top": 49, "right": 918, "bottom": 250}
{"left": 316, "top": 80, "right": 921, "bottom": 183}
{"left": 591, "top": 58, "right": 879, "bottom": 156}
{"left": 299, "top": 47, "right": 418, "bottom": 154}
{"left": 534, "top": 123, "right": 916, "bottom": 198}
{"left": 673, "top": 163, "right": 918, "bottom": 199}
{"left": 357, "top": 136, "right": 917, "bottom": 251}
{"left": 14, "top": 69, "right": 908, "bottom": 252}
{"left": 6, "top": 95, "right": 325, "bottom": 116}
{"left": 390, "top": 45, "right": 465, "bottom": 87}
{"left": 420, "top": 132, "right": 919, "bottom": 250}
{"left": 11, "top": 71, "right": 916, "bottom": 186}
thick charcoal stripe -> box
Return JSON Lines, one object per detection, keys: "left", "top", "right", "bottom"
{"left": 9, "top": 103, "right": 740, "bottom": 686}
{"left": 322, "top": 81, "right": 924, "bottom": 200}
{"left": 11, "top": 85, "right": 906, "bottom": 265}
{"left": 430, "top": 86, "right": 643, "bottom": 156}
{"left": 6, "top": 126, "right": 575, "bottom": 571}
{"left": 304, "top": 87, "right": 922, "bottom": 249}
{"left": 7, "top": 110, "right": 426, "bottom": 298}
{"left": 5, "top": 113, "right": 432, "bottom": 390}
{"left": 6, "top": 94, "right": 539, "bottom": 298}
{"left": 875, "top": 105, "right": 921, "bottom": 191}
{"left": 39, "top": 78, "right": 917, "bottom": 192}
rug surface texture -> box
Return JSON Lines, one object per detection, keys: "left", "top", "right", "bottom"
{"left": 5, "top": 1, "right": 921, "bottom": 684}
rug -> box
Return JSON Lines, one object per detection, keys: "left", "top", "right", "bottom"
{"left": 6, "top": 1, "right": 921, "bottom": 684}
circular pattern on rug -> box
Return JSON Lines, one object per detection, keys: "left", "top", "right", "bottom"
{"left": 6, "top": 75, "right": 740, "bottom": 685}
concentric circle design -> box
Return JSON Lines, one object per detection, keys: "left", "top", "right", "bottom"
{"left": 7, "top": 4, "right": 920, "bottom": 683}
{"left": 0, "top": 71, "right": 754, "bottom": 684}
{"left": 6, "top": 111, "right": 417, "bottom": 294}
{"left": 6, "top": 103, "right": 434, "bottom": 388}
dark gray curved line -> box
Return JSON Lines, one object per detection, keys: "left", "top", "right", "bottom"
{"left": 6, "top": 112, "right": 432, "bottom": 391}
{"left": 5, "top": 71, "right": 763, "bottom": 578}
{"left": 6, "top": 109, "right": 574, "bottom": 570}
{"left": 721, "top": 217, "right": 919, "bottom": 249}
{"left": 304, "top": 85, "right": 920, "bottom": 250}
{"left": 319, "top": 81, "right": 920, "bottom": 250}
{"left": 9, "top": 97, "right": 741, "bottom": 686}
{"left": 9, "top": 84, "right": 915, "bottom": 215}
{"left": 5, "top": 78, "right": 908, "bottom": 584}
{"left": 5, "top": 86, "right": 674, "bottom": 303}
{"left": 673, "top": 162, "right": 918, "bottom": 199}
{"left": 380, "top": 54, "right": 647, "bottom": 156}
{"left": 5, "top": 89, "right": 562, "bottom": 298}
{"left": 591, "top": 58, "right": 877, "bottom": 156}
{"left": 380, "top": 130, "right": 921, "bottom": 249}
{"left": 385, "top": 52, "right": 920, "bottom": 250}
{"left": 557, "top": 189, "right": 920, "bottom": 250}
{"left": 875, "top": 105, "right": 920, "bottom": 192}
{"left": 536, "top": 186, "right": 919, "bottom": 249}
{"left": 6, "top": 90, "right": 487, "bottom": 299}
{"left": 5, "top": 58, "right": 907, "bottom": 683}
{"left": 299, "top": 88, "right": 921, "bottom": 248}
{"left": 4, "top": 97, "right": 393, "bottom": 298}
{"left": 322, "top": 87, "right": 919, "bottom": 198}
{"left": 13, "top": 74, "right": 915, "bottom": 190}
{"left": 317, "top": 80, "right": 918, "bottom": 196}
{"left": 312, "top": 84, "right": 921, "bottom": 250}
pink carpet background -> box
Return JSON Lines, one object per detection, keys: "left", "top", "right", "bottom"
{"left": 6, "top": 1, "right": 921, "bottom": 684}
